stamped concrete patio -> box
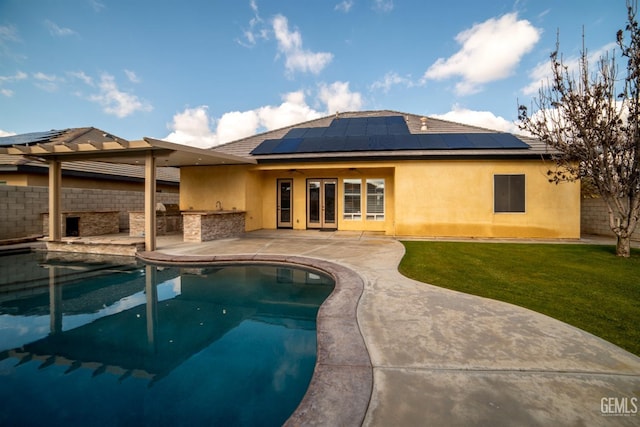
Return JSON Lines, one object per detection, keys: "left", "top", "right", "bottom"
{"left": 140, "top": 230, "right": 640, "bottom": 426}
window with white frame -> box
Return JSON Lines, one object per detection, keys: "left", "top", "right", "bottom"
{"left": 343, "top": 179, "right": 362, "bottom": 220}
{"left": 366, "top": 179, "right": 385, "bottom": 220}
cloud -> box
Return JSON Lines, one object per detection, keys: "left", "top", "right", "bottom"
{"left": 521, "top": 42, "right": 618, "bottom": 96}
{"left": 370, "top": 71, "right": 415, "bottom": 93}
{"left": 33, "top": 72, "right": 62, "bottom": 92}
{"left": 423, "top": 13, "right": 541, "bottom": 96}
{"left": 0, "top": 24, "right": 20, "bottom": 43}
{"left": 124, "top": 69, "right": 141, "bottom": 83}
{"left": 90, "top": 0, "right": 106, "bottom": 12}
{"left": 237, "top": 0, "right": 269, "bottom": 47}
{"left": 164, "top": 106, "right": 220, "bottom": 148}
{"left": 44, "top": 20, "right": 77, "bottom": 37}
{"left": 335, "top": 1, "right": 354, "bottom": 13}
{"left": 430, "top": 105, "right": 520, "bottom": 133}
{"left": 88, "top": 73, "right": 152, "bottom": 118}
{"left": 0, "top": 71, "right": 27, "bottom": 96}
{"left": 165, "top": 82, "right": 361, "bottom": 148}
{"left": 373, "top": 0, "right": 394, "bottom": 13}
{"left": 68, "top": 70, "right": 94, "bottom": 86}
{"left": 0, "top": 129, "right": 16, "bottom": 137}
{"left": 318, "top": 81, "right": 363, "bottom": 113}
{"left": 272, "top": 14, "right": 333, "bottom": 75}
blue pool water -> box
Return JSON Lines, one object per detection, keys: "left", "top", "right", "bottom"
{"left": 0, "top": 251, "right": 334, "bottom": 426}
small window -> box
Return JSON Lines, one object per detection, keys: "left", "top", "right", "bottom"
{"left": 366, "top": 179, "right": 385, "bottom": 220}
{"left": 494, "top": 174, "right": 525, "bottom": 213}
{"left": 343, "top": 179, "right": 362, "bottom": 220}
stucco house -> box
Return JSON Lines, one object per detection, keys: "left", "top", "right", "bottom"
{"left": 183, "top": 110, "right": 580, "bottom": 239}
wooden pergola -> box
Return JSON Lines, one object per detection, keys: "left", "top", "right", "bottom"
{"left": 0, "top": 128, "right": 254, "bottom": 251}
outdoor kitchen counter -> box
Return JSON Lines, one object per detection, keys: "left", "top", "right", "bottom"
{"left": 181, "top": 210, "right": 246, "bottom": 242}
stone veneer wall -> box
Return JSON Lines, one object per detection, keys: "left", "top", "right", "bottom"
{"left": 581, "top": 197, "right": 640, "bottom": 240}
{"left": 183, "top": 212, "right": 245, "bottom": 242}
{"left": 42, "top": 211, "right": 120, "bottom": 237}
{"left": 129, "top": 211, "right": 183, "bottom": 237}
{"left": 0, "top": 185, "right": 178, "bottom": 240}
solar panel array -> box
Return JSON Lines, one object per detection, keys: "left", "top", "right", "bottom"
{"left": 0, "top": 129, "right": 67, "bottom": 147}
{"left": 251, "top": 116, "right": 530, "bottom": 155}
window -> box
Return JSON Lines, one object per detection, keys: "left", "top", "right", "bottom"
{"left": 366, "top": 179, "right": 385, "bottom": 220}
{"left": 494, "top": 174, "right": 525, "bottom": 213}
{"left": 343, "top": 179, "right": 362, "bottom": 220}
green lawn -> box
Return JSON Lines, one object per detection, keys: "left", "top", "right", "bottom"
{"left": 399, "top": 241, "right": 640, "bottom": 356}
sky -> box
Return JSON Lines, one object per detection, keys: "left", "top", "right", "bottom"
{"left": 0, "top": 0, "right": 625, "bottom": 148}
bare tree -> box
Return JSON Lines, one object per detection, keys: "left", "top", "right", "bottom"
{"left": 518, "top": 1, "right": 640, "bottom": 257}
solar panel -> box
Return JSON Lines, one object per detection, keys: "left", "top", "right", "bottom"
{"left": 249, "top": 116, "right": 531, "bottom": 155}
{"left": 283, "top": 128, "right": 307, "bottom": 139}
{"left": 0, "top": 129, "right": 67, "bottom": 147}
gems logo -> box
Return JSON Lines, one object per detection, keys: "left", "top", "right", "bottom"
{"left": 600, "top": 397, "right": 638, "bottom": 417}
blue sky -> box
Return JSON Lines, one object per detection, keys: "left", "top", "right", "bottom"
{"left": 0, "top": 0, "right": 624, "bottom": 148}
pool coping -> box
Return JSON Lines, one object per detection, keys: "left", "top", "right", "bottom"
{"left": 137, "top": 251, "right": 373, "bottom": 427}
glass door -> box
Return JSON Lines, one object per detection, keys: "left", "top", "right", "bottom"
{"left": 306, "top": 179, "right": 337, "bottom": 229}
{"left": 277, "top": 179, "right": 293, "bottom": 228}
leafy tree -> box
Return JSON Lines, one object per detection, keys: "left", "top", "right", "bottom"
{"left": 518, "top": 1, "right": 640, "bottom": 257}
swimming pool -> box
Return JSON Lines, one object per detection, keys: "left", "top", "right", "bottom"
{"left": 0, "top": 251, "right": 335, "bottom": 426}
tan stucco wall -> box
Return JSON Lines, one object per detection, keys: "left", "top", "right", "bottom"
{"left": 393, "top": 160, "right": 580, "bottom": 238}
{"left": 179, "top": 158, "right": 581, "bottom": 239}
{"left": 181, "top": 165, "right": 250, "bottom": 211}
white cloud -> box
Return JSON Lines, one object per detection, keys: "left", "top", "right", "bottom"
{"left": 165, "top": 82, "right": 362, "bottom": 148}
{"left": 90, "top": 0, "right": 106, "bottom": 12}
{"left": 88, "top": 73, "right": 152, "bottom": 118}
{"left": 431, "top": 105, "right": 520, "bottom": 133}
{"left": 124, "top": 69, "right": 141, "bottom": 83}
{"left": 33, "top": 71, "right": 62, "bottom": 92}
{"left": 68, "top": 70, "right": 94, "bottom": 86}
{"left": 318, "top": 81, "right": 363, "bottom": 113}
{"left": 373, "top": 0, "right": 393, "bottom": 13}
{"left": 237, "top": 0, "right": 269, "bottom": 47}
{"left": 272, "top": 14, "right": 333, "bottom": 75}
{"left": 0, "top": 71, "right": 27, "bottom": 96}
{"left": 370, "top": 71, "right": 414, "bottom": 93}
{"left": 44, "top": 20, "right": 77, "bottom": 37}
{"left": 0, "top": 71, "right": 27, "bottom": 83}
{"left": 423, "top": 13, "right": 541, "bottom": 95}
{"left": 0, "top": 24, "right": 20, "bottom": 43}
{"left": 335, "top": 1, "right": 354, "bottom": 13}
{"left": 0, "top": 129, "right": 16, "bottom": 137}
{"left": 164, "top": 106, "right": 220, "bottom": 148}
{"left": 521, "top": 42, "right": 618, "bottom": 96}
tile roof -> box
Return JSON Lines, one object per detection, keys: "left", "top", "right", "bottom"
{"left": 212, "top": 110, "right": 553, "bottom": 161}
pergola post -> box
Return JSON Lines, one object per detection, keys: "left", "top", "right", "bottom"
{"left": 48, "top": 159, "right": 62, "bottom": 241}
{"left": 144, "top": 151, "right": 156, "bottom": 251}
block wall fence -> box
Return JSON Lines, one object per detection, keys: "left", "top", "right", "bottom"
{"left": 581, "top": 197, "right": 640, "bottom": 241}
{"left": 0, "top": 185, "right": 179, "bottom": 240}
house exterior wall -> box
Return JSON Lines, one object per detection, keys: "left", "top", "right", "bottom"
{"left": 394, "top": 159, "right": 580, "bottom": 238}
{"left": 178, "top": 158, "right": 581, "bottom": 239}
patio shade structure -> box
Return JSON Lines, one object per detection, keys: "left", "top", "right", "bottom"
{"left": 0, "top": 128, "right": 254, "bottom": 251}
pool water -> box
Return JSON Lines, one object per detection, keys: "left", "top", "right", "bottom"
{"left": 0, "top": 252, "right": 334, "bottom": 426}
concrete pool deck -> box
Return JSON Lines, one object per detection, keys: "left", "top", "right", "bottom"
{"left": 139, "top": 230, "right": 640, "bottom": 426}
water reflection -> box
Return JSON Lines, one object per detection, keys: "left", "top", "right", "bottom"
{"left": 0, "top": 253, "right": 334, "bottom": 426}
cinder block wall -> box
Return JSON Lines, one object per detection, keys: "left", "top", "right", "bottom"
{"left": 581, "top": 197, "right": 640, "bottom": 240}
{"left": 0, "top": 185, "right": 179, "bottom": 240}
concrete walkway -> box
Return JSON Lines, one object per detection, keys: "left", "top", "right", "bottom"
{"left": 145, "top": 230, "right": 640, "bottom": 426}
